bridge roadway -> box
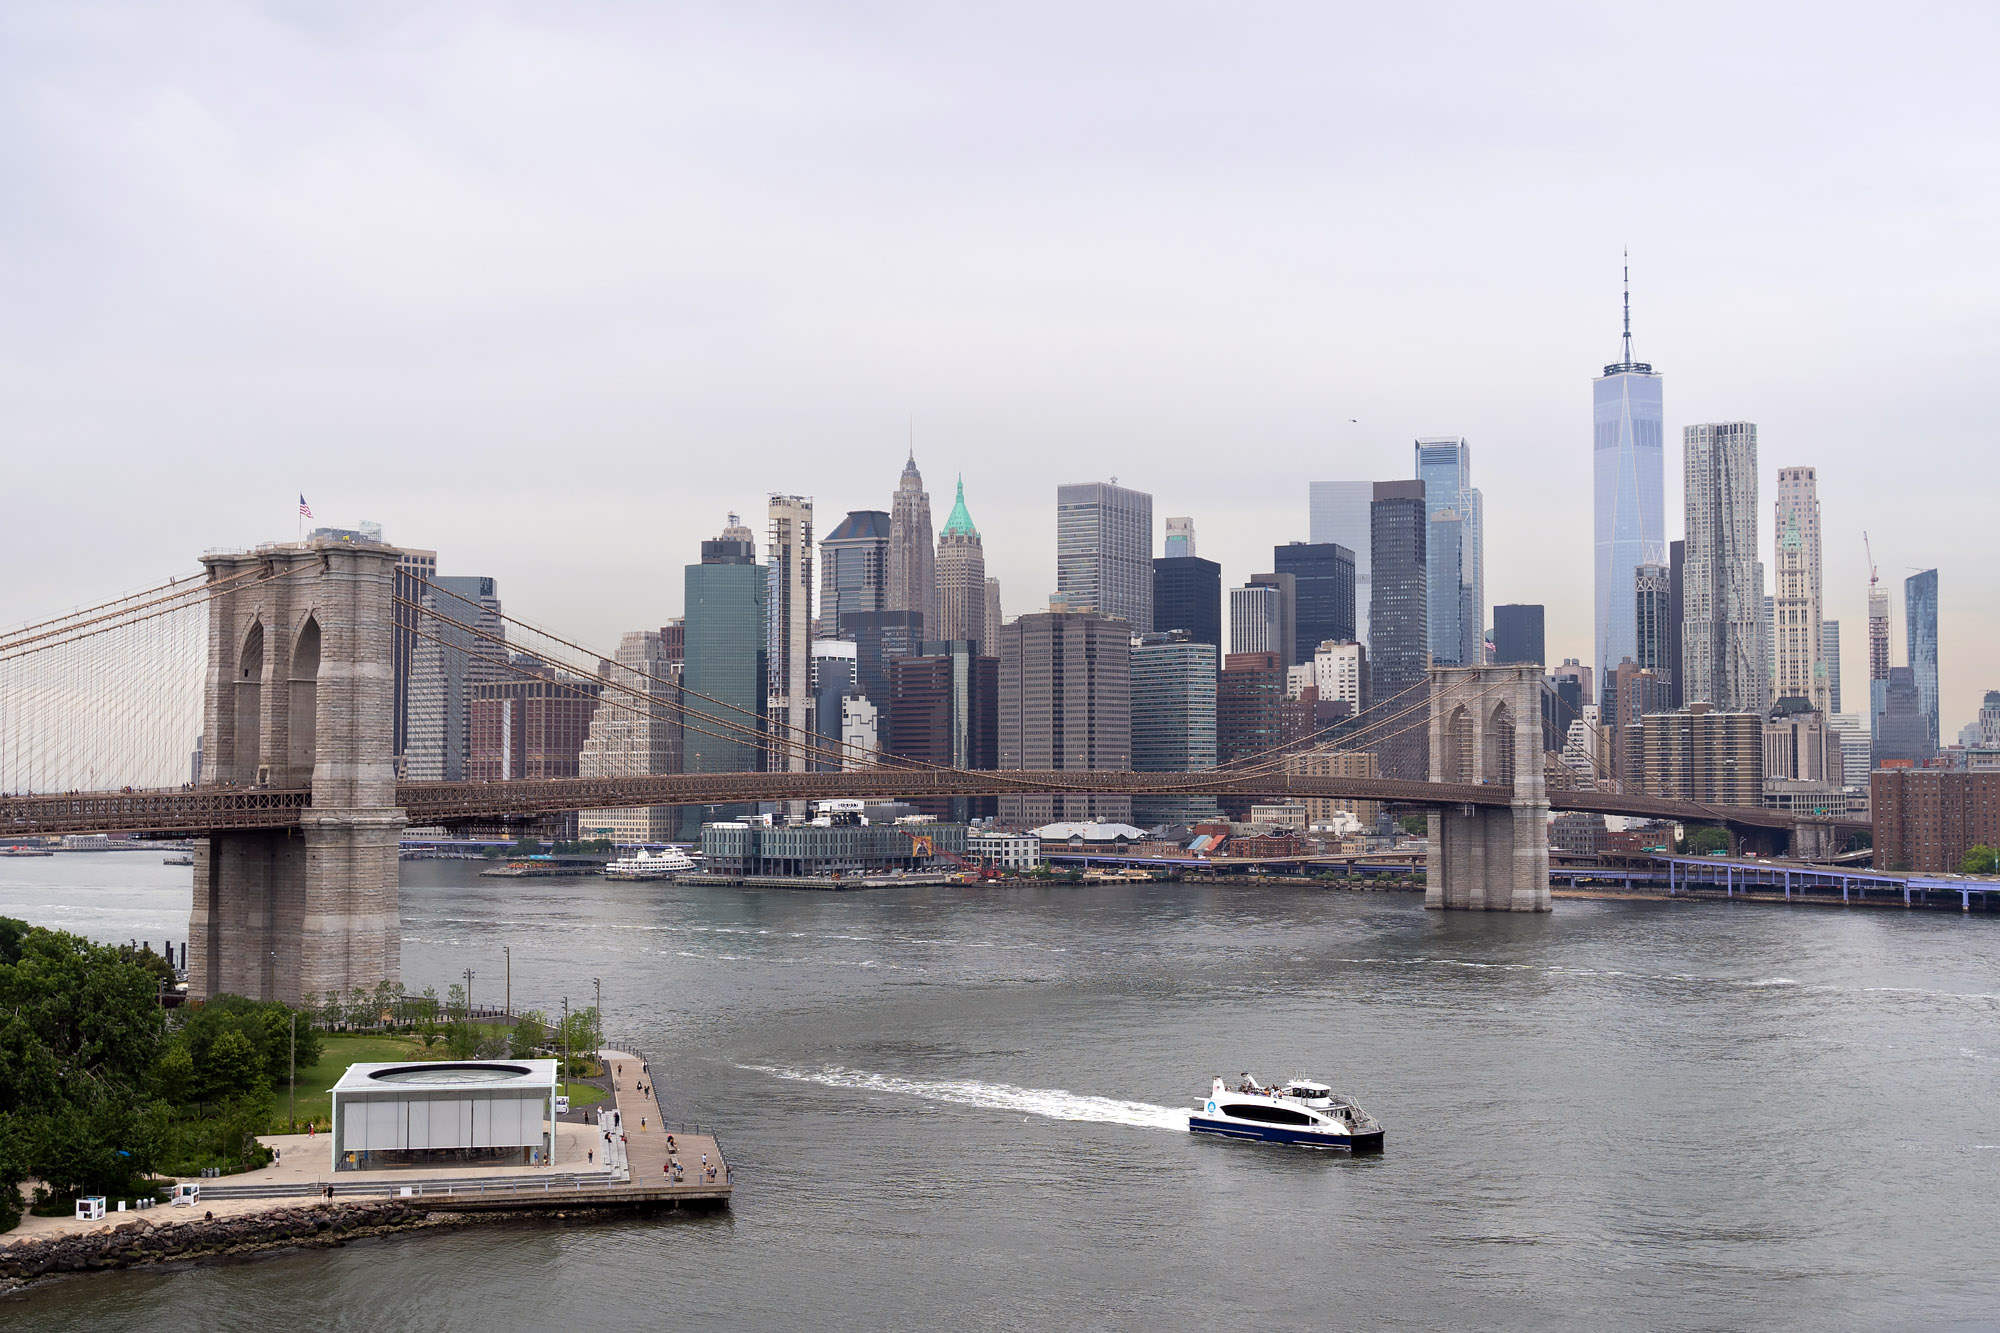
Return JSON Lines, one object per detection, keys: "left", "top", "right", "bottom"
{"left": 0, "top": 772, "right": 1860, "bottom": 838}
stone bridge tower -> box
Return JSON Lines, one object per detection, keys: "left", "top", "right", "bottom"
{"left": 187, "top": 538, "right": 406, "bottom": 1003}
{"left": 1425, "top": 664, "right": 1550, "bottom": 911}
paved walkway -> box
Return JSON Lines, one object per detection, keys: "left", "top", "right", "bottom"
{"left": 601, "top": 1048, "right": 727, "bottom": 1192}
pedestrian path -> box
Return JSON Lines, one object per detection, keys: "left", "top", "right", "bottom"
{"left": 601, "top": 1048, "right": 729, "bottom": 1195}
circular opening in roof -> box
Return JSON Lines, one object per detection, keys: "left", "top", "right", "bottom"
{"left": 369, "top": 1063, "right": 531, "bottom": 1085}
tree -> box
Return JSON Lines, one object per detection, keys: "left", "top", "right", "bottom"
{"left": 1962, "top": 845, "right": 2000, "bottom": 875}
{"left": 508, "top": 1011, "right": 548, "bottom": 1059}
{"left": 198, "top": 1029, "right": 265, "bottom": 1105}
{"left": 1678, "top": 825, "right": 1729, "bottom": 856}
{"left": 1399, "top": 816, "right": 1428, "bottom": 838}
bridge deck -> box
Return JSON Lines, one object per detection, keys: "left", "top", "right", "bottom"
{"left": 0, "top": 772, "right": 1859, "bottom": 838}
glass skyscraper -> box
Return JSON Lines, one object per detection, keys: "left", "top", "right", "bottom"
{"left": 684, "top": 529, "right": 769, "bottom": 776}
{"left": 1906, "top": 569, "right": 1938, "bottom": 751}
{"left": 1308, "top": 481, "right": 1374, "bottom": 647}
{"left": 1414, "top": 437, "right": 1482, "bottom": 667}
{"left": 1055, "top": 481, "right": 1153, "bottom": 630}
{"left": 1592, "top": 273, "right": 1665, "bottom": 694}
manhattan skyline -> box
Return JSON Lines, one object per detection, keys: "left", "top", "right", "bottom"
{"left": 0, "top": 4, "right": 1992, "bottom": 730}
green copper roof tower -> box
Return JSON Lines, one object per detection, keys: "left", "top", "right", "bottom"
{"left": 941, "top": 475, "right": 978, "bottom": 539}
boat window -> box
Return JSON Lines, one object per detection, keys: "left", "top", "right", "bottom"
{"left": 1222, "top": 1103, "right": 1315, "bottom": 1126}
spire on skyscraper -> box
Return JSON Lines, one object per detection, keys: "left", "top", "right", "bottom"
{"left": 1606, "top": 249, "right": 1653, "bottom": 376}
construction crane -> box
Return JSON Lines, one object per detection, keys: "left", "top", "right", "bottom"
{"left": 1864, "top": 531, "right": 1878, "bottom": 590}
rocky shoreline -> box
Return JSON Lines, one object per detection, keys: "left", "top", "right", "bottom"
{"left": 0, "top": 1201, "right": 467, "bottom": 1292}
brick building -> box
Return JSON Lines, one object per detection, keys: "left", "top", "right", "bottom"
{"left": 1872, "top": 769, "right": 2000, "bottom": 872}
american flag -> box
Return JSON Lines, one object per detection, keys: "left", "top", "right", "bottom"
{"left": 298, "top": 494, "right": 313, "bottom": 519}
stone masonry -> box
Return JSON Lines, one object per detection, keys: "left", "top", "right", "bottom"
{"left": 1425, "top": 664, "right": 1551, "bottom": 911}
{"left": 187, "top": 538, "right": 405, "bottom": 1003}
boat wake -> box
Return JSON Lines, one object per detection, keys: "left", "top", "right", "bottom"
{"left": 744, "top": 1064, "right": 1189, "bottom": 1132}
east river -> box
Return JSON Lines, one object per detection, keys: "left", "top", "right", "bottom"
{"left": 5, "top": 853, "right": 2000, "bottom": 1328}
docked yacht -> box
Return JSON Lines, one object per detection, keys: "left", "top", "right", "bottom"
{"left": 602, "top": 847, "right": 697, "bottom": 881}
{"left": 1189, "top": 1073, "right": 1384, "bottom": 1151}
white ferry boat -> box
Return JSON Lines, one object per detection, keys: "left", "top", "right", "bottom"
{"left": 602, "top": 847, "right": 697, "bottom": 881}
{"left": 1189, "top": 1073, "right": 1384, "bottom": 1151}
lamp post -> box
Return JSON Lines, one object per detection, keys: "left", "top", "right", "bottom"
{"left": 289, "top": 1010, "right": 297, "bottom": 1133}
{"left": 464, "top": 967, "right": 474, "bottom": 1017}
{"left": 503, "top": 946, "right": 511, "bottom": 1021}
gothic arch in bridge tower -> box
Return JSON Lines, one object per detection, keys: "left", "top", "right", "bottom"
{"left": 235, "top": 619, "right": 264, "bottom": 785}
{"left": 1443, "top": 705, "right": 1473, "bottom": 784}
{"left": 1425, "top": 666, "right": 1549, "bottom": 912}
{"left": 288, "top": 615, "right": 321, "bottom": 779}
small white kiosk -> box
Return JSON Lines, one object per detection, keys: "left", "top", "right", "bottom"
{"left": 328, "top": 1060, "right": 560, "bottom": 1172}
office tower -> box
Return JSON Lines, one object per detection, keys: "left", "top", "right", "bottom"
{"left": 1230, "top": 584, "right": 1281, "bottom": 656}
{"left": 888, "top": 452, "right": 937, "bottom": 633}
{"left": 1632, "top": 562, "right": 1672, "bottom": 698}
{"left": 983, "top": 579, "right": 1003, "bottom": 641}
{"left": 1761, "top": 591, "right": 1776, "bottom": 687}
{"left": 1553, "top": 658, "right": 1594, "bottom": 707}
{"left": 1607, "top": 660, "right": 1669, "bottom": 783}
{"left": 997, "top": 611, "right": 1133, "bottom": 824}
{"left": 1369, "top": 480, "right": 1429, "bottom": 779}
{"left": 1246, "top": 572, "right": 1296, "bottom": 672}
{"left": 1549, "top": 675, "right": 1586, "bottom": 753}
{"left": 1217, "top": 651, "right": 1284, "bottom": 817}
{"left": 684, "top": 520, "right": 769, "bottom": 776}
{"left": 1868, "top": 583, "right": 1891, "bottom": 682}
{"left": 1309, "top": 481, "right": 1375, "bottom": 646}
{"left": 1492, "top": 605, "right": 1546, "bottom": 667}
{"left": 470, "top": 667, "right": 601, "bottom": 780}
{"left": 1827, "top": 713, "right": 1869, "bottom": 791}
{"left": 1682, "top": 422, "right": 1765, "bottom": 712}
{"left": 809, "top": 640, "right": 858, "bottom": 771}
{"left": 1667, "top": 540, "right": 1686, "bottom": 708}
{"left": 1980, "top": 690, "right": 2000, "bottom": 747}
{"left": 1415, "top": 437, "right": 1482, "bottom": 667}
{"left": 888, "top": 640, "right": 999, "bottom": 820}
{"left": 405, "top": 576, "right": 504, "bottom": 782}
{"left": 1164, "top": 516, "right": 1197, "bottom": 559}
{"left": 1056, "top": 481, "right": 1153, "bottom": 628}
{"left": 840, "top": 609, "right": 925, "bottom": 734}
{"left": 1424, "top": 509, "right": 1468, "bottom": 666}
{"left": 1763, "top": 699, "right": 1840, "bottom": 785}
{"left": 1274, "top": 542, "right": 1357, "bottom": 666}
{"left": 766, "top": 495, "right": 814, "bottom": 772}
{"left": 578, "top": 630, "right": 683, "bottom": 843}
{"left": 1822, "top": 621, "right": 1843, "bottom": 714}
{"left": 390, "top": 545, "right": 437, "bottom": 768}
{"left": 817, "top": 510, "right": 890, "bottom": 638}
{"left": 1130, "top": 631, "right": 1221, "bottom": 827}
{"left": 1309, "top": 640, "right": 1367, "bottom": 712}
{"left": 840, "top": 696, "right": 879, "bottom": 769}
{"left": 1593, "top": 268, "right": 1666, "bottom": 695}
{"left": 1772, "top": 467, "right": 1827, "bottom": 712}
{"left": 934, "top": 477, "right": 987, "bottom": 647}
{"left": 1625, "top": 702, "right": 1761, "bottom": 806}
{"left": 1153, "top": 556, "right": 1223, "bottom": 650}
{"left": 1871, "top": 666, "right": 1934, "bottom": 768}
{"left": 1907, "top": 569, "right": 1939, "bottom": 751}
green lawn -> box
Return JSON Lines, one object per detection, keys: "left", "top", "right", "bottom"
{"left": 559, "top": 1081, "right": 609, "bottom": 1110}
{"left": 278, "top": 1032, "right": 425, "bottom": 1132}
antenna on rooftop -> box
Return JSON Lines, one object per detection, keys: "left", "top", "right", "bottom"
{"left": 1622, "top": 247, "right": 1632, "bottom": 366}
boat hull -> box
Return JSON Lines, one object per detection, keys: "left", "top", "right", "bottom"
{"left": 1188, "top": 1114, "right": 1383, "bottom": 1152}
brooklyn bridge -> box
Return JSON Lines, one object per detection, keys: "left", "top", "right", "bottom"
{"left": 0, "top": 537, "right": 1863, "bottom": 1005}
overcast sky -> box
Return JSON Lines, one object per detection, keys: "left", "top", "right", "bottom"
{"left": 2, "top": 2, "right": 1995, "bottom": 729}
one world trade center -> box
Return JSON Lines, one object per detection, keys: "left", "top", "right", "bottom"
{"left": 1593, "top": 263, "right": 1664, "bottom": 697}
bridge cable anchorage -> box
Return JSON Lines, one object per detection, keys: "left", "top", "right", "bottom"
{"left": 0, "top": 561, "right": 314, "bottom": 798}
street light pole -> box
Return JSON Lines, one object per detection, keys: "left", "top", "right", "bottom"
{"left": 504, "top": 946, "right": 511, "bottom": 1021}
{"left": 289, "top": 1010, "right": 297, "bottom": 1133}
{"left": 464, "top": 967, "right": 474, "bottom": 1017}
